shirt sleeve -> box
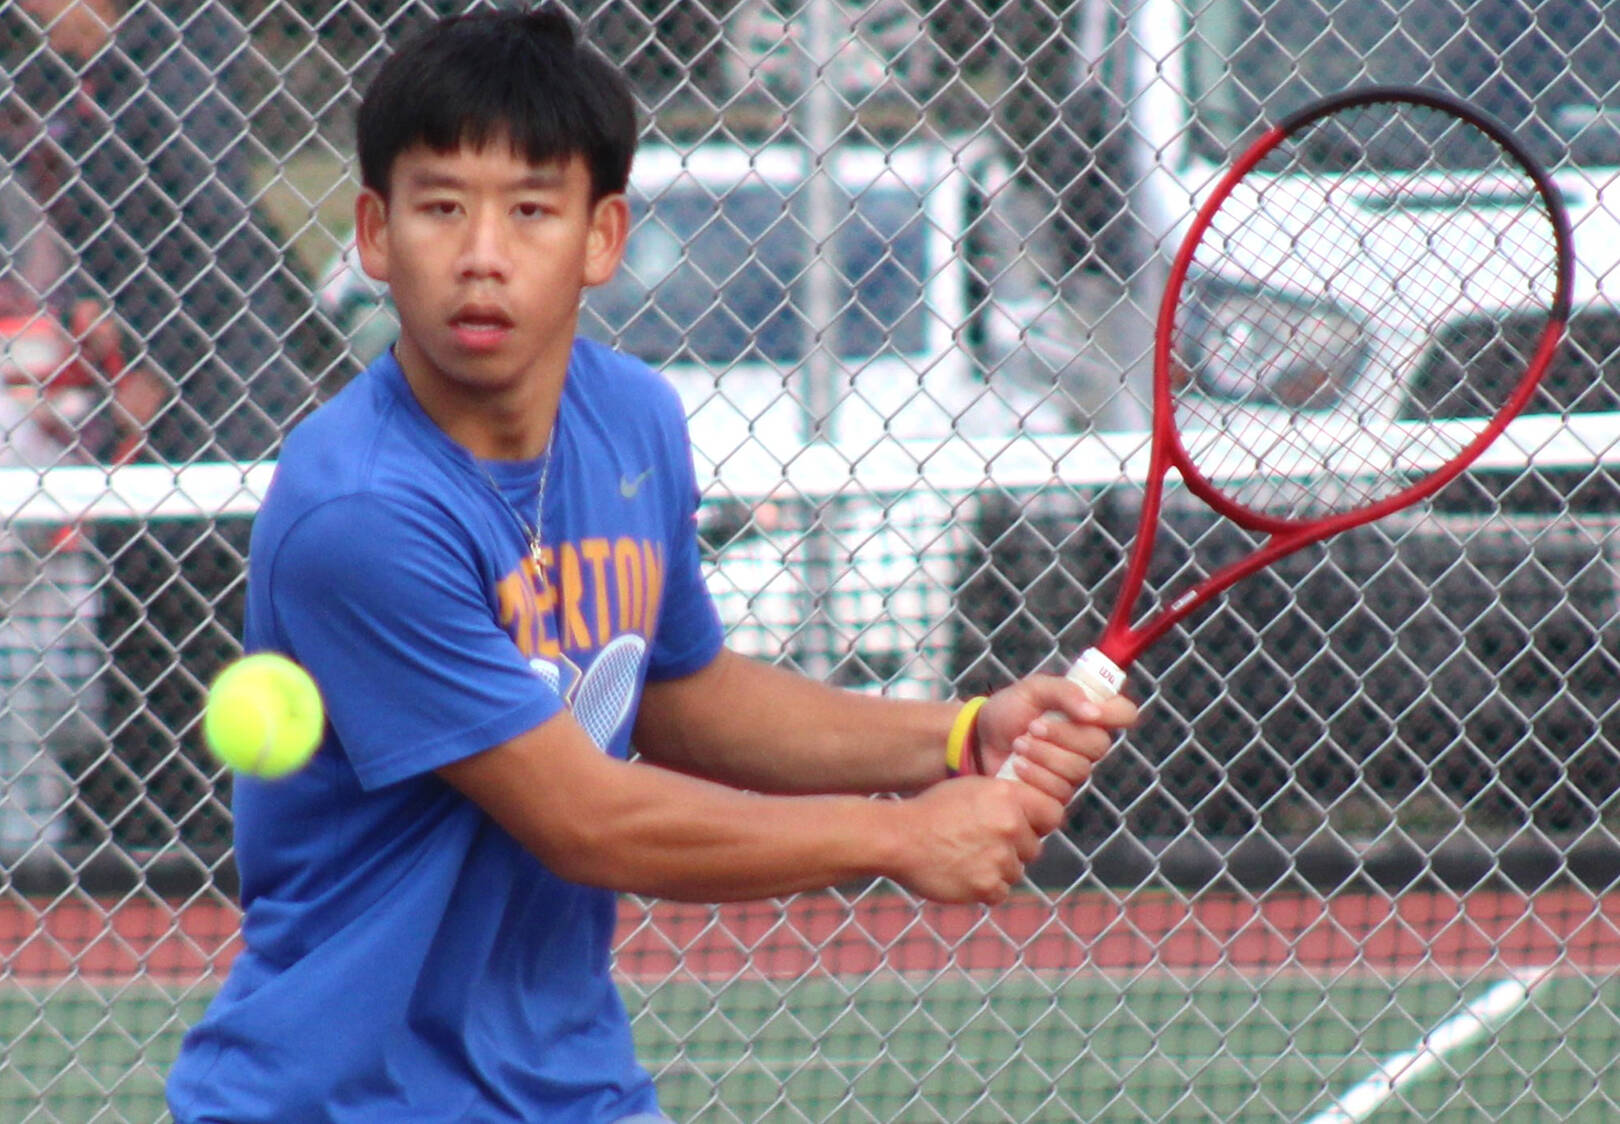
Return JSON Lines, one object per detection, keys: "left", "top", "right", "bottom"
{"left": 644, "top": 402, "right": 726, "bottom": 683}
{"left": 266, "top": 490, "right": 561, "bottom": 790}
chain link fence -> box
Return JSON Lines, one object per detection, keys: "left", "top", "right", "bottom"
{"left": 1, "top": 0, "right": 1617, "bottom": 1119}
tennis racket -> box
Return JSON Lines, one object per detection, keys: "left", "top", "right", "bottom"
{"left": 1000, "top": 85, "right": 1573, "bottom": 776}
{"left": 574, "top": 633, "right": 645, "bottom": 750}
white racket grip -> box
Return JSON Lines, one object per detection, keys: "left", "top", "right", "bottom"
{"left": 1065, "top": 647, "right": 1127, "bottom": 703}
{"left": 995, "top": 648, "right": 1125, "bottom": 780}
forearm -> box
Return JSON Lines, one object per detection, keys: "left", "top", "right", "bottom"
{"left": 440, "top": 722, "right": 925, "bottom": 902}
{"left": 554, "top": 768, "right": 901, "bottom": 901}
{"left": 635, "top": 649, "right": 962, "bottom": 795}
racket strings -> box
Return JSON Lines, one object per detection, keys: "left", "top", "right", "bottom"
{"left": 1170, "top": 100, "right": 1563, "bottom": 519}
{"left": 574, "top": 634, "right": 646, "bottom": 750}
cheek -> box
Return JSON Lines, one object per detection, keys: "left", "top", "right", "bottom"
{"left": 379, "top": 231, "right": 448, "bottom": 301}
{"left": 376, "top": 264, "right": 437, "bottom": 337}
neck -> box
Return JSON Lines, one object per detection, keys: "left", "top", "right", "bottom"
{"left": 392, "top": 340, "right": 564, "bottom": 461}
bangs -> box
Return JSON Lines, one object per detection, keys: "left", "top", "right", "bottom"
{"left": 357, "top": 11, "right": 636, "bottom": 200}
{"left": 410, "top": 83, "right": 587, "bottom": 175}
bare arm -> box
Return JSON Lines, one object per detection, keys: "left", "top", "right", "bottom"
{"left": 439, "top": 648, "right": 1136, "bottom": 904}
{"left": 437, "top": 706, "right": 1061, "bottom": 905}
{"left": 635, "top": 648, "right": 1138, "bottom": 798}
{"left": 633, "top": 649, "right": 959, "bottom": 794}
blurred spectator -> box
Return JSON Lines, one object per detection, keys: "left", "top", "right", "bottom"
{"left": 0, "top": 164, "right": 162, "bottom": 857}
{"left": 10, "top": 0, "right": 317, "bottom": 456}
{"left": 5, "top": 1, "right": 331, "bottom": 850}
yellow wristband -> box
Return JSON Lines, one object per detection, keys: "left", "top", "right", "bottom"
{"left": 945, "top": 696, "right": 988, "bottom": 777}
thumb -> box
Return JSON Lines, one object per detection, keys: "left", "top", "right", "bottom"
{"left": 1007, "top": 777, "right": 1066, "bottom": 839}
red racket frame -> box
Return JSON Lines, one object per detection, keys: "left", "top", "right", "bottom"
{"left": 1093, "top": 85, "right": 1575, "bottom": 672}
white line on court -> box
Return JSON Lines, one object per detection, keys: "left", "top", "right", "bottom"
{"left": 1305, "top": 964, "right": 1554, "bottom": 1124}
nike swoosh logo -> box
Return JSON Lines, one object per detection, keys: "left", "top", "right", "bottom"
{"left": 619, "top": 468, "right": 653, "bottom": 499}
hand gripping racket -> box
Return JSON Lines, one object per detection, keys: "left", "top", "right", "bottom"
{"left": 999, "top": 85, "right": 1573, "bottom": 776}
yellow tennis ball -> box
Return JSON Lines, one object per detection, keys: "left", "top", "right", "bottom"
{"left": 203, "top": 653, "right": 325, "bottom": 778}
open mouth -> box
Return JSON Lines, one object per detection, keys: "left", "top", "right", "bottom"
{"left": 450, "top": 307, "right": 514, "bottom": 349}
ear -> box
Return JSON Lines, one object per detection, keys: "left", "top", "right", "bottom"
{"left": 354, "top": 188, "right": 390, "bottom": 283}
{"left": 582, "top": 193, "right": 631, "bottom": 289}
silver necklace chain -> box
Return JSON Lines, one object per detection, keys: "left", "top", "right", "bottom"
{"left": 475, "top": 436, "right": 555, "bottom": 581}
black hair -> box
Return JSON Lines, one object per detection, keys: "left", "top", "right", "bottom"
{"left": 356, "top": 6, "right": 637, "bottom": 201}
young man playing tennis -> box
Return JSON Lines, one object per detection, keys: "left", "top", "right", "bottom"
{"left": 166, "top": 8, "right": 1135, "bottom": 1122}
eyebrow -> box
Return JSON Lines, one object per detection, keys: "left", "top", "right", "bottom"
{"left": 401, "top": 167, "right": 570, "bottom": 192}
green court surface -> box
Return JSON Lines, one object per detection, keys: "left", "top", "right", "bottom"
{"left": 5, "top": 972, "right": 1616, "bottom": 1123}
{"left": 0, "top": 987, "right": 209, "bottom": 1123}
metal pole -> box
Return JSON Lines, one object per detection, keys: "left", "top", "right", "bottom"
{"left": 796, "top": 0, "right": 844, "bottom": 680}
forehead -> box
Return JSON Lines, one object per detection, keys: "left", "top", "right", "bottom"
{"left": 390, "top": 141, "right": 586, "bottom": 191}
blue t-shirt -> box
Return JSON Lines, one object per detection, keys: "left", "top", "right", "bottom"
{"left": 167, "top": 342, "right": 725, "bottom": 1123}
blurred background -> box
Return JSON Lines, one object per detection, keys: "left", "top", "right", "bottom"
{"left": 0, "top": 1, "right": 1616, "bottom": 1119}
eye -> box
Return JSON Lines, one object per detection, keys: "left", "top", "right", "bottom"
{"left": 514, "top": 200, "right": 550, "bottom": 219}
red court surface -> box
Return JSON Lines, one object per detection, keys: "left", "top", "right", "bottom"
{"left": 4, "top": 888, "right": 1617, "bottom": 984}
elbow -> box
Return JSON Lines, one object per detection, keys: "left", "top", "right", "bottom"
{"left": 524, "top": 812, "right": 623, "bottom": 889}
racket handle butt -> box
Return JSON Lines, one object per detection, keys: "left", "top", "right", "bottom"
{"left": 995, "top": 649, "right": 1127, "bottom": 779}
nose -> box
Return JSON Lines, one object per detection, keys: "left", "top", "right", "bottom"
{"left": 457, "top": 206, "right": 510, "bottom": 281}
